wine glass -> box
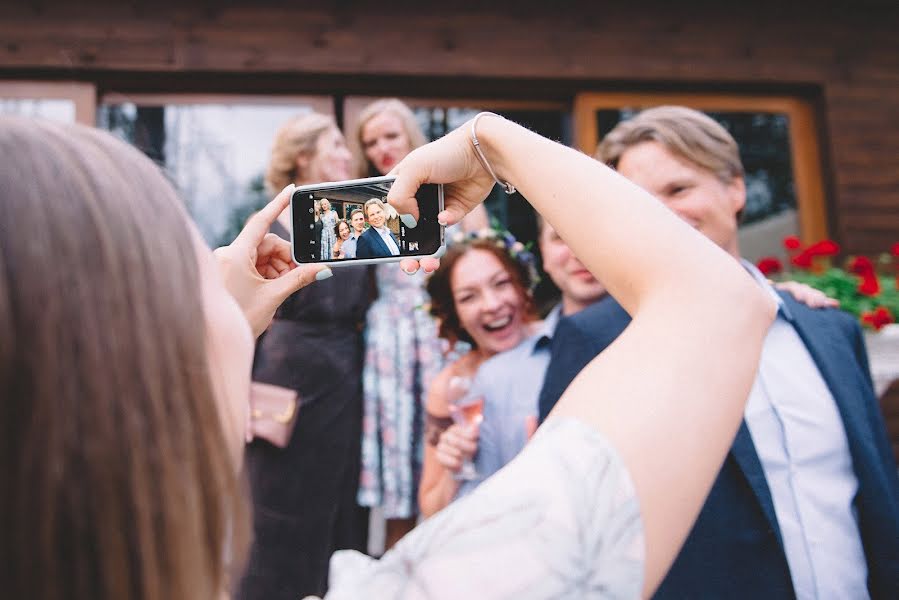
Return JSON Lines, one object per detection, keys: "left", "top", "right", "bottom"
{"left": 446, "top": 375, "right": 484, "bottom": 481}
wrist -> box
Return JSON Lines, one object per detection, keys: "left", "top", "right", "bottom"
{"left": 470, "top": 113, "right": 516, "bottom": 193}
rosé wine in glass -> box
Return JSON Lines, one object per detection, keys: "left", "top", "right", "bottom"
{"left": 446, "top": 376, "right": 483, "bottom": 481}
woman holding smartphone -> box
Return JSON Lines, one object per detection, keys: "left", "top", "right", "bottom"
{"left": 240, "top": 112, "right": 372, "bottom": 600}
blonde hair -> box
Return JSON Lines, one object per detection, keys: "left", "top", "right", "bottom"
{"left": 351, "top": 99, "right": 427, "bottom": 177}
{"left": 265, "top": 112, "right": 335, "bottom": 194}
{"left": 596, "top": 106, "right": 744, "bottom": 185}
{"left": 363, "top": 197, "right": 387, "bottom": 218}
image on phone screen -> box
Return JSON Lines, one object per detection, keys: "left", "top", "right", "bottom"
{"left": 291, "top": 177, "right": 443, "bottom": 264}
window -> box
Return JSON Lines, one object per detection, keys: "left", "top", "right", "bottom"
{"left": 98, "top": 94, "right": 332, "bottom": 245}
{"left": 574, "top": 92, "right": 828, "bottom": 262}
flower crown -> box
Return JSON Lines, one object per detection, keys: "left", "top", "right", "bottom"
{"left": 449, "top": 226, "right": 541, "bottom": 290}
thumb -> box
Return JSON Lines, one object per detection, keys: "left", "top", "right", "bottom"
{"left": 268, "top": 264, "right": 330, "bottom": 303}
{"left": 386, "top": 163, "right": 425, "bottom": 221}
{"left": 437, "top": 203, "right": 470, "bottom": 227}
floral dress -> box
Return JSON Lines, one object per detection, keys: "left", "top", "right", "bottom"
{"left": 319, "top": 209, "right": 338, "bottom": 260}
{"left": 322, "top": 417, "right": 645, "bottom": 599}
{"left": 358, "top": 264, "right": 447, "bottom": 519}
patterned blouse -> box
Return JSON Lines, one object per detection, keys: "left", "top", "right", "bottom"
{"left": 316, "top": 417, "right": 645, "bottom": 599}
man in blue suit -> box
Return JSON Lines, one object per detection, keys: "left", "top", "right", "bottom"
{"left": 356, "top": 198, "right": 400, "bottom": 259}
{"left": 538, "top": 106, "right": 898, "bottom": 599}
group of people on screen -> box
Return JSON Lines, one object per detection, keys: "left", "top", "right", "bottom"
{"left": 318, "top": 197, "right": 402, "bottom": 260}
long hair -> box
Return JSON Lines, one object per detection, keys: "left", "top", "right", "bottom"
{"left": 351, "top": 98, "right": 427, "bottom": 178}
{"left": 265, "top": 112, "right": 335, "bottom": 194}
{"left": 0, "top": 117, "right": 248, "bottom": 600}
{"left": 426, "top": 240, "right": 537, "bottom": 349}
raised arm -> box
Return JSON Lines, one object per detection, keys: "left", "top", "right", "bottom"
{"left": 389, "top": 116, "right": 776, "bottom": 596}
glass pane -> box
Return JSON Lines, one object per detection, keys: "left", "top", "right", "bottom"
{"left": 0, "top": 98, "right": 76, "bottom": 122}
{"left": 597, "top": 108, "right": 799, "bottom": 263}
{"left": 97, "top": 101, "right": 325, "bottom": 246}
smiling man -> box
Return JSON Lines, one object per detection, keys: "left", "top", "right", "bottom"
{"left": 356, "top": 198, "right": 400, "bottom": 258}
{"left": 538, "top": 106, "right": 899, "bottom": 600}
{"left": 341, "top": 208, "right": 366, "bottom": 259}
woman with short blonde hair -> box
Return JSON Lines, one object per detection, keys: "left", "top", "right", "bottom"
{"left": 265, "top": 112, "right": 338, "bottom": 194}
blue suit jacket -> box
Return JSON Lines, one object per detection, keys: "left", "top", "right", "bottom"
{"left": 537, "top": 292, "right": 899, "bottom": 599}
{"left": 355, "top": 227, "right": 399, "bottom": 259}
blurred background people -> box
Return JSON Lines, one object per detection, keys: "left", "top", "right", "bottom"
{"left": 417, "top": 237, "right": 538, "bottom": 518}
{"left": 240, "top": 112, "right": 372, "bottom": 599}
{"left": 351, "top": 98, "right": 494, "bottom": 550}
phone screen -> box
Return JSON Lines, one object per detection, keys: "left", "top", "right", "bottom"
{"left": 291, "top": 177, "right": 443, "bottom": 264}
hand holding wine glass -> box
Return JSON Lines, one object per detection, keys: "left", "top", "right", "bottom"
{"left": 442, "top": 376, "right": 484, "bottom": 481}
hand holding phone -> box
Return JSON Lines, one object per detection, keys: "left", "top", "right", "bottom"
{"left": 290, "top": 175, "right": 445, "bottom": 266}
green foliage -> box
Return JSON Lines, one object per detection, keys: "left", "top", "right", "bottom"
{"left": 789, "top": 266, "right": 899, "bottom": 320}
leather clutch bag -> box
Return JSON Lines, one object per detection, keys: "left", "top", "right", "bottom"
{"left": 247, "top": 381, "right": 299, "bottom": 448}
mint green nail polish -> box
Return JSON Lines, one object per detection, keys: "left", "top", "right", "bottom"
{"left": 316, "top": 268, "right": 333, "bottom": 281}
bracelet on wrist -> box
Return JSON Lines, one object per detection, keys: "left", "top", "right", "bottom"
{"left": 470, "top": 112, "right": 516, "bottom": 195}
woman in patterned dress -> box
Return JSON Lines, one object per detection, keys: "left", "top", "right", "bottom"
{"left": 351, "top": 98, "right": 490, "bottom": 550}
{"left": 318, "top": 198, "right": 338, "bottom": 260}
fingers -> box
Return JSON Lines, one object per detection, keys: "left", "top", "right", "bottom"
{"left": 256, "top": 234, "right": 296, "bottom": 278}
{"left": 233, "top": 184, "right": 295, "bottom": 251}
{"left": 437, "top": 204, "right": 468, "bottom": 228}
{"left": 524, "top": 415, "right": 538, "bottom": 441}
{"left": 268, "top": 263, "right": 330, "bottom": 301}
{"left": 400, "top": 257, "right": 439, "bottom": 276}
{"left": 435, "top": 424, "right": 479, "bottom": 473}
{"left": 419, "top": 257, "right": 440, "bottom": 273}
{"left": 400, "top": 258, "right": 421, "bottom": 275}
{"left": 776, "top": 280, "right": 839, "bottom": 309}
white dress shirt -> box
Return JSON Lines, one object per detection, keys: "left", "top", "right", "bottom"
{"left": 743, "top": 262, "right": 868, "bottom": 600}
{"left": 374, "top": 225, "right": 400, "bottom": 256}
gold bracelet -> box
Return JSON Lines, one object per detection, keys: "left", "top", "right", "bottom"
{"left": 470, "top": 112, "right": 516, "bottom": 195}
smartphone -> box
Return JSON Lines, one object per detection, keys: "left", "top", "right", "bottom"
{"left": 290, "top": 175, "right": 445, "bottom": 266}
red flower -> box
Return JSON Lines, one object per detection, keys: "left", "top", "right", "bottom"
{"left": 783, "top": 236, "right": 802, "bottom": 251}
{"left": 892, "top": 242, "right": 899, "bottom": 257}
{"left": 861, "top": 306, "right": 894, "bottom": 331}
{"left": 858, "top": 273, "right": 880, "bottom": 296}
{"left": 805, "top": 239, "right": 840, "bottom": 257}
{"left": 791, "top": 251, "right": 813, "bottom": 269}
{"left": 756, "top": 257, "right": 783, "bottom": 276}
{"left": 849, "top": 256, "right": 875, "bottom": 276}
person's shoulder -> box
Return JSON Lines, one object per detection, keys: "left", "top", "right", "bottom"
{"left": 780, "top": 293, "right": 860, "bottom": 335}
{"left": 566, "top": 295, "right": 629, "bottom": 331}
{"left": 476, "top": 333, "right": 539, "bottom": 377}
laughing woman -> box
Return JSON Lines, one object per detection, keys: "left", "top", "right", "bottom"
{"left": 417, "top": 235, "right": 539, "bottom": 518}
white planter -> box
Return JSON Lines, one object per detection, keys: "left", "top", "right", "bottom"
{"left": 864, "top": 323, "right": 899, "bottom": 398}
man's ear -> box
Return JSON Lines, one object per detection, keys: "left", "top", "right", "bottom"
{"left": 728, "top": 176, "right": 746, "bottom": 217}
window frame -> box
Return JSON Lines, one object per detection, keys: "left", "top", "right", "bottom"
{"left": 0, "top": 80, "right": 96, "bottom": 125}
{"left": 573, "top": 91, "right": 828, "bottom": 242}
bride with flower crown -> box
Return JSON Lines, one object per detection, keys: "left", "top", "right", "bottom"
{"left": 417, "top": 230, "right": 541, "bottom": 518}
